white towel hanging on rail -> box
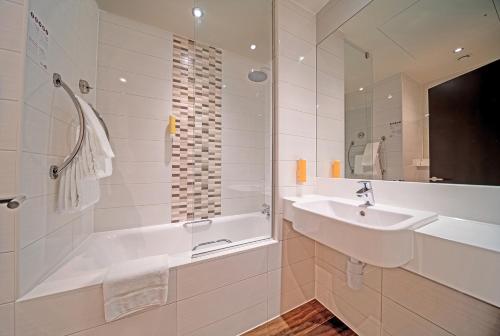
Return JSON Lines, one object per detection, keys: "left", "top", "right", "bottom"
{"left": 57, "top": 97, "right": 113, "bottom": 213}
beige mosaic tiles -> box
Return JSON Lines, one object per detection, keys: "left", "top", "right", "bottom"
{"left": 171, "top": 35, "right": 222, "bottom": 222}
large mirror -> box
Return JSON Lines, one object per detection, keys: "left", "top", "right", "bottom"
{"left": 316, "top": 0, "right": 500, "bottom": 185}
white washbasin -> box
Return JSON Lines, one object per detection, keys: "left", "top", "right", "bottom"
{"left": 292, "top": 197, "right": 437, "bottom": 267}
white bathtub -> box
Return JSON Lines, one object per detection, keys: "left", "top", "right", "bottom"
{"left": 21, "top": 212, "right": 272, "bottom": 300}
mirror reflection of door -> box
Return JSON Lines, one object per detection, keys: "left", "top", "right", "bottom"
{"left": 429, "top": 60, "right": 500, "bottom": 186}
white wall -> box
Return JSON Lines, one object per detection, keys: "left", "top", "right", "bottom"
{"left": 94, "top": 11, "right": 173, "bottom": 232}
{"left": 0, "top": 0, "right": 25, "bottom": 332}
{"left": 18, "top": 0, "right": 98, "bottom": 297}
{"left": 274, "top": 0, "right": 319, "bottom": 315}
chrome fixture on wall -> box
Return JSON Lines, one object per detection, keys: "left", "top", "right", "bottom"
{"left": 0, "top": 195, "right": 26, "bottom": 209}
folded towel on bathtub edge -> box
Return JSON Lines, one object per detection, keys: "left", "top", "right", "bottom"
{"left": 103, "top": 254, "right": 169, "bottom": 322}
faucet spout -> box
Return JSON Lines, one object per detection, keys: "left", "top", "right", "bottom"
{"left": 356, "top": 181, "right": 375, "bottom": 206}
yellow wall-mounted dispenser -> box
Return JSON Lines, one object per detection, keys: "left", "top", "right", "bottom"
{"left": 168, "top": 115, "right": 176, "bottom": 136}
{"left": 331, "top": 160, "right": 341, "bottom": 178}
{"left": 296, "top": 159, "right": 307, "bottom": 183}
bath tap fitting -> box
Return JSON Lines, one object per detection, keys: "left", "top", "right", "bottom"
{"left": 261, "top": 203, "right": 271, "bottom": 217}
{"left": 356, "top": 181, "right": 374, "bottom": 206}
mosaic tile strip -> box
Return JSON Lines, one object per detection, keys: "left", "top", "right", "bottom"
{"left": 171, "top": 35, "right": 222, "bottom": 222}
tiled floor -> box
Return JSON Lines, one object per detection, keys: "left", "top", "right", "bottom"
{"left": 243, "top": 299, "right": 356, "bottom": 336}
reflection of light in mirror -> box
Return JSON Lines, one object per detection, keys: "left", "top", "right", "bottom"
{"left": 119, "top": 77, "right": 127, "bottom": 83}
{"left": 358, "top": 87, "right": 364, "bottom": 91}
{"left": 250, "top": 44, "right": 256, "bottom": 50}
{"left": 299, "top": 56, "right": 305, "bottom": 62}
{"left": 387, "top": 94, "right": 392, "bottom": 99}
{"left": 453, "top": 47, "right": 464, "bottom": 53}
{"left": 192, "top": 7, "right": 203, "bottom": 18}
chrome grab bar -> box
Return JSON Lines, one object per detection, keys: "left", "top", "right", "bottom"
{"left": 183, "top": 219, "right": 213, "bottom": 228}
{"left": 192, "top": 239, "right": 233, "bottom": 251}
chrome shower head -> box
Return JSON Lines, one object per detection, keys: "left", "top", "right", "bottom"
{"left": 248, "top": 69, "right": 268, "bottom": 83}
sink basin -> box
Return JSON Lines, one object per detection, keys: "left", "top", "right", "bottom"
{"left": 292, "top": 197, "right": 437, "bottom": 267}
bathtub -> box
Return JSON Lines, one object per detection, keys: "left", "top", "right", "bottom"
{"left": 21, "top": 212, "right": 273, "bottom": 301}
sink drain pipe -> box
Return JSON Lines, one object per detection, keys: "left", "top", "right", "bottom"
{"left": 347, "top": 257, "right": 366, "bottom": 290}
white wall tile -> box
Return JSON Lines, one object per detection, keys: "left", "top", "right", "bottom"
{"left": 0, "top": 50, "right": 22, "bottom": 100}
{"left": 97, "top": 183, "right": 171, "bottom": 209}
{"left": 178, "top": 247, "right": 268, "bottom": 300}
{"left": 71, "top": 302, "right": 177, "bottom": 336}
{"left": 177, "top": 273, "right": 267, "bottom": 335}
{"left": 0, "top": 100, "right": 19, "bottom": 151}
{"left": 19, "top": 223, "right": 73, "bottom": 295}
{"left": 277, "top": 0, "right": 316, "bottom": 43}
{"left": 382, "top": 268, "right": 500, "bottom": 336}
{"left": 185, "top": 301, "right": 267, "bottom": 336}
{"left": 0, "top": 210, "right": 14, "bottom": 253}
{"left": 0, "top": 253, "right": 14, "bottom": 304}
{"left": 94, "top": 204, "right": 171, "bottom": 232}
{"left": 0, "top": 303, "right": 14, "bottom": 336}
{"left": 382, "top": 297, "right": 453, "bottom": 336}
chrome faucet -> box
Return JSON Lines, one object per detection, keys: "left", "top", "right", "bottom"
{"left": 356, "top": 181, "right": 375, "bottom": 206}
{"left": 261, "top": 203, "right": 271, "bottom": 217}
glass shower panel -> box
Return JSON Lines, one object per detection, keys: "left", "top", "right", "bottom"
{"left": 344, "top": 41, "right": 375, "bottom": 180}
{"left": 190, "top": 0, "right": 273, "bottom": 254}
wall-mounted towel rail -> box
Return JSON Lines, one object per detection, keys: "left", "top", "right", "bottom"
{"left": 49, "top": 73, "right": 109, "bottom": 179}
{"left": 347, "top": 136, "right": 386, "bottom": 175}
{"left": 50, "top": 73, "right": 86, "bottom": 179}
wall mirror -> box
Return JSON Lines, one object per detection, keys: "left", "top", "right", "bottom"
{"left": 316, "top": 0, "right": 500, "bottom": 186}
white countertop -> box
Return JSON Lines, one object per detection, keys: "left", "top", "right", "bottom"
{"left": 416, "top": 216, "right": 500, "bottom": 253}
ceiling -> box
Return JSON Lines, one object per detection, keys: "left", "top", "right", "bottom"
{"left": 96, "top": 0, "right": 273, "bottom": 63}
{"left": 331, "top": 0, "right": 500, "bottom": 91}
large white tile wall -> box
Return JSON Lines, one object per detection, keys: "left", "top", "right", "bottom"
{"left": 17, "top": 0, "right": 99, "bottom": 298}
{"left": 94, "top": 11, "right": 173, "bottom": 232}
{"left": 0, "top": 1, "right": 26, "bottom": 334}
{"left": 274, "top": 0, "right": 318, "bottom": 315}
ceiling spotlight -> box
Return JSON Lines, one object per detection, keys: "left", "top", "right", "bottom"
{"left": 192, "top": 7, "right": 203, "bottom": 18}
{"left": 250, "top": 44, "right": 256, "bottom": 50}
{"left": 387, "top": 94, "right": 392, "bottom": 99}
{"left": 119, "top": 77, "right": 127, "bottom": 83}
{"left": 359, "top": 87, "right": 364, "bottom": 91}
{"left": 299, "top": 56, "right": 305, "bottom": 62}
{"left": 453, "top": 47, "right": 464, "bottom": 53}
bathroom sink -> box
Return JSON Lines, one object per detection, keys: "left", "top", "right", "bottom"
{"left": 292, "top": 197, "right": 437, "bottom": 267}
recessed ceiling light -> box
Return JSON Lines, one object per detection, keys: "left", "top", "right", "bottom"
{"left": 359, "top": 87, "right": 364, "bottom": 91}
{"left": 250, "top": 44, "right": 256, "bottom": 50}
{"left": 192, "top": 7, "right": 203, "bottom": 18}
{"left": 453, "top": 47, "right": 464, "bottom": 53}
{"left": 299, "top": 56, "right": 305, "bottom": 62}
{"left": 387, "top": 94, "right": 392, "bottom": 99}
{"left": 119, "top": 77, "right": 127, "bottom": 83}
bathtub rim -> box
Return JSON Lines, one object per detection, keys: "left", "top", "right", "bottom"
{"left": 17, "top": 236, "right": 278, "bottom": 302}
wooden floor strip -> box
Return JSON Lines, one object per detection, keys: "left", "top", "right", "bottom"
{"left": 243, "top": 299, "right": 357, "bottom": 336}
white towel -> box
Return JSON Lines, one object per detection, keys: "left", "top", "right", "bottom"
{"left": 361, "top": 142, "right": 380, "bottom": 167}
{"left": 354, "top": 155, "right": 364, "bottom": 175}
{"left": 103, "top": 254, "right": 170, "bottom": 322}
{"left": 57, "top": 97, "right": 114, "bottom": 213}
